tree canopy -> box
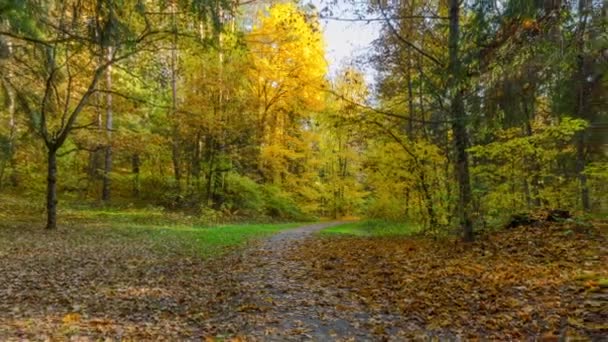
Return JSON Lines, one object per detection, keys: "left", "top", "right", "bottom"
{"left": 0, "top": 0, "right": 605, "bottom": 237}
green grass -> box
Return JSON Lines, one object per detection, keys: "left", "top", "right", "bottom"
{"left": 321, "top": 220, "right": 421, "bottom": 237}
{"left": 106, "top": 222, "right": 302, "bottom": 257}
{"left": 0, "top": 218, "right": 301, "bottom": 259}
{"left": 0, "top": 194, "right": 303, "bottom": 258}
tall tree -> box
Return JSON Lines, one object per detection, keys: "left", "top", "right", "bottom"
{"left": 1, "top": 0, "right": 157, "bottom": 228}
{"left": 102, "top": 45, "right": 113, "bottom": 202}
{"left": 448, "top": 0, "right": 473, "bottom": 241}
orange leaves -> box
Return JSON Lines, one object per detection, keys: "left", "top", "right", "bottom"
{"left": 522, "top": 18, "right": 540, "bottom": 32}
{"left": 290, "top": 222, "right": 607, "bottom": 339}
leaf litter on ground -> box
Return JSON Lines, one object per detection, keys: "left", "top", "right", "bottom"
{"left": 0, "top": 219, "right": 606, "bottom": 340}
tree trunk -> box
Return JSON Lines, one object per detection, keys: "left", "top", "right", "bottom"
{"left": 192, "top": 133, "right": 202, "bottom": 190}
{"left": 419, "top": 170, "right": 438, "bottom": 229}
{"left": 102, "top": 46, "right": 113, "bottom": 202}
{"left": 1, "top": 45, "right": 18, "bottom": 188}
{"left": 132, "top": 153, "right": 140, "bottom": 198}
{"left": 406, "top": 49, "right": 414, "bottom": 137}
{"left": 524, "top": 119, "right": 542, "bottom": 208}
{"left": 170, "top": 3, "right": 181, "bottom": 192}
{"left": 449, "top": 0, "right": 474, "bottom": 242}
{"left": 575, "top": 0, "right": 591, "bottom": 212}
{"left": 576, "top": 133, "right": 590, "bottom": 211}
{"left": 88, "top": 72, "right": 104, "bottom": 193}
{"left": 46, "top": 146, "right": 58, "bottom": 230}
{"left": 205, "top": 147, "right": 215, "bottom": 207}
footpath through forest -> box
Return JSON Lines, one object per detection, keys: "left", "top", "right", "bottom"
{"left": 209, "top": 220, "right": 607, "bottom": 340}
{"left": 1, "top": 220, "right": 606, "bottom": 340}
{"left": 208, "top": 222, "right": 420, "bottom": 340}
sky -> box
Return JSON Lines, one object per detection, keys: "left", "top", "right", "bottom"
{"left": 305, "top": 0, "right": 381, "bottom": 84}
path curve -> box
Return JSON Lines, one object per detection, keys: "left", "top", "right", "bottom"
{"left": 208, "top": 222, "right": 407, "bottom": 341}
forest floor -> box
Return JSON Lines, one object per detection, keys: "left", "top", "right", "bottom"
{"left": 0, "top": 199, "right": 606, "bottom": 340}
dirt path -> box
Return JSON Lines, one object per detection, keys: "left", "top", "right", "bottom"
{"left": 208, "top": 222, "right": 414, "bottom": 341}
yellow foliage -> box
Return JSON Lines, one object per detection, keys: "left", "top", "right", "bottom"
{"left": 62, "top": 313, "right": 81, "bottom": 324}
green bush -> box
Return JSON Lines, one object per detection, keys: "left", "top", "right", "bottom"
{"left": 222, "top": 173, "right": 264, "bottom": 214}
{"left": 262, "top": 185, "right": 306, "bottom": 221}
{"left": 364, "top": 194, "right": 406, "bottom": 221}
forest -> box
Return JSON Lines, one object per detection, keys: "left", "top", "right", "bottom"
{"left": 0, "top": 0, "right": 606, "bottom": 340}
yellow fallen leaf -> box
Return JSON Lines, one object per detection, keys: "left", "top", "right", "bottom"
{"left": 62, "top": 313, "right": 81, "bottom": 324}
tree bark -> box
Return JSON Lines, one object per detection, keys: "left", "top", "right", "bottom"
{"left": 1, "top": 42, "right": 18, "bottom": 188}
{"left": 575, "top": 0, "right": 591, "bottom": 212}
{"left": 576, "top": 133, "right": 590, "bottom": 211}
{"left": 170, "top": 3, "right": 181, "bottom": 192}
{"left": 46, "top": 146, "right": 58, "bottom": 230}
{"left": 406, "top": 49, "right": 414, "bottom": 137}
{"left": 419, "top": 170, "right": 438, "bottom": 229}
{"left": 102, "top": 46, "right": 113, "bottom": 202}
{"left": 449, "top": 0, "right": 474, "bottom": 241}
{"left": 132, "top": 153, "right": 140, "bottom": 198}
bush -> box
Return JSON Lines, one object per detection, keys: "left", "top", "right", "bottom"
{"left": 223, "top": 173, "right": 264, "bottom": 214}
{"left": 199, "top": 206, "right": 222, "bottom": 225}
{"left": 262, "top": 185, "right": 306, "bottom": 221}
{"left": 364, "top": 194, "right": 406, "bottom": 221}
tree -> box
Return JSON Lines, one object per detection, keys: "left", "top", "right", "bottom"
{"left": 448, "top": 0, "right": 473, "bottom": 241}
{"left": 246, "top": 2, "right": 326, "bottom": 187}
{"left": 320, "top": 68, "right": 368, "bottom": 219}
{"left": 1, "top": 0, "right": 158, "bottom": 228}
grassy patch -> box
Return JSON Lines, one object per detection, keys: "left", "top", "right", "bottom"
{"left": 107, "top": 222, "right": 302, "bottom": 257}
{"left": 321, "top": 220, "right": 421, "bottom": 237}
{"left": 0, "top": 220, "right": 301, "bottom": 258}
{"left": 0, "top": 194, "right": 302, "bottom": 258}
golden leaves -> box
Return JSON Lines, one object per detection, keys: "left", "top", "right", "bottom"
{"left": 291, "top": 222, "right": 607, "bottom": 339}
{"left": 61, "top": 313, "right": 81, "bottom": 325}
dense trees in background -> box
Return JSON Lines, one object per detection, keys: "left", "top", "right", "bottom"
{"left": 0, "top": 0, "right": 606, "bottom": 239}
{"left": 353, "top": 0, "right": 607, "bottom": 236}
{"left": 0, "top": 0, "right": 334, "bottom": 227}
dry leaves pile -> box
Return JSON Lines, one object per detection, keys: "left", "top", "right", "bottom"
{"left": 291, "top": 222, "right": 607, "bottom": 340}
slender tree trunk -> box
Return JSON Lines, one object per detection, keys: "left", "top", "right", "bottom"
{"left": 524, "top": 119, "right": 542, "bottom": 208}
{"left": 132, "top": 153, "right": 140, "bottom": 198}
{"left": 575, "top": 0, "right": 591, "bottom": 211}
{"left": 449, "top": 0, "right": 473, "bottom": 241}
{"left": 1, "top": 43, "right": 18, "bottom": 188}
{"left": 576, "top": 134, "right": 590, "bottom": 211}
{"left": 406, "top": 49, "right": 414, "bottom": 137}
{"left": 88, "top": 29, "right": 104, "bottom": 196}
{"left": 102, "top": 46, "right": 113, "bottom": 202}
{"left": 206, "top": 149, "right": 215, "bottom": 206}
{"left": 46, "top": 146, "right": 58, "bottom": 230}
{"left": 88, "top": 76, "right": 104, "bottom": 195}
{"left": 419, "top": 170, "right": 437, "bottom": 229}
{"left": 192, "top": 133, "right": 201, "bottom": 191}
{"left": 170, "top": 4, "right": 181, "bottom": 192}
{"left": 523, "top": 179, "right": 532, "bottom": 209}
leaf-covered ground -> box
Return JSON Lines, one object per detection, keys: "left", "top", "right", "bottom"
{"left": 0, "top": 219, "right": 299, "bottom": 340}
{"left": 290, "top": 221, "right": 608, "bottom": 340}
{"left": 0, "top": 215, "right": 606, "bottom": 340}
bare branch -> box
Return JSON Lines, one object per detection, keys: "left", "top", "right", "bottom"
{"left": 324, "top": 87, "right": 451, "bottom": 125}
{"left": 378, "top": 5, "right": 444, "bottom": 68}
{"left": 319, "top": 15, "right": 449, "bottom": 22}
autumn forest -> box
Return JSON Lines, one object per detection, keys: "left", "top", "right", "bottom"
{"left": 0, "top": 0, "right": 606, "bottom": 340}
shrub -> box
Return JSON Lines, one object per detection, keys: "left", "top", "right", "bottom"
{"left": 223, "top": 172, "right": 264, "bottom": 214}
{"left": 262, "top": 185, "right": 306, "bottom": 221}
